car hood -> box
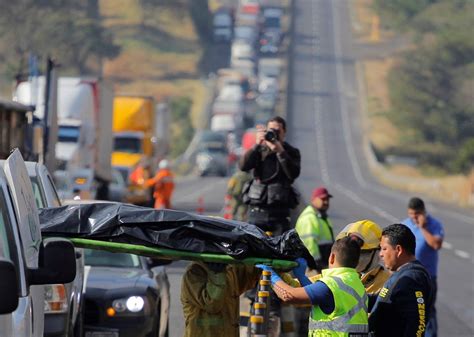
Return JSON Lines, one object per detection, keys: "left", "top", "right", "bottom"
{"left": 85, "top": 266, "right": 149, "bottom": 293}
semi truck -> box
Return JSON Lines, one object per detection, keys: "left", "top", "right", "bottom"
{"left": 112, "top": 95, "right": 167, "bottom": 205}
{"left": 14, "top": 77, "right": 114, "bottom": 200}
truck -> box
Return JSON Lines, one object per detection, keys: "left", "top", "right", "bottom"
{"left": 14, "top": 77, "right": 114, "bottom": 200}
{"left": 112, "top": 95, "right": 166, "bottom": 205}
{"left": 0, "top": 149, "right": 76, "bottom": 337}
{"left": 0, "top": 99, "right": 37, "bottom": 161}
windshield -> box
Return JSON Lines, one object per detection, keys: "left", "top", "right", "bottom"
{"left": 265, "top": 17, "right": 280, "bottom": 28}
{"left": 0, "top": 191, "right": 13, "bottom": 260}
{"left": 58, "top": 126, "right": 80, "bottom": 143}
{"left": 84, "top": 249, "right": 141, "bottom": 268}
{"left": 114, "top": 137, "right": 143, "bottom": 153}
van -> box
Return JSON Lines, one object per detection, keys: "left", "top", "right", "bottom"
{"left": 0, "top": 149, "right": 76, "bottom": 337}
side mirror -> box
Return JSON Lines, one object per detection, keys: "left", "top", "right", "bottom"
{"left": 0, "top": 259, "right": 19, "bottom": 314}
{"left": 29, "top": 238, "right": 76, "bottom": 285}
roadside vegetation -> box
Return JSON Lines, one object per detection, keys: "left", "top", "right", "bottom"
{"left": 353, "top": 0, "right": 474, "bottom": 206}
{"left": 0, "top": 0, "right": 214, "bottom": 158}
{"left": 374, "top": 0, "right": 474, "bottom": 174}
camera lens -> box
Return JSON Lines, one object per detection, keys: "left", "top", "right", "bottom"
{"left": 264, "top": 129, "right": 277, "bottom": 142}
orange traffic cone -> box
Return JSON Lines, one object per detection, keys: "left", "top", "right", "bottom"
{"left": 223, "top": 195, "right": 233, "bottom": 219}
{"left": 196, "top": 196, "right": 205, "bottom": 214}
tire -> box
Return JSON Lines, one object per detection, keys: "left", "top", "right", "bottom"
{"left": 146, "top": 302, "right": 161, "bottom": 337}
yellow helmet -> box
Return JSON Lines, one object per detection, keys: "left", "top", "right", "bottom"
{"left": 336, "top": 220, "right": 382, "bottom": 250}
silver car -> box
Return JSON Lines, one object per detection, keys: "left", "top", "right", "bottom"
{"left": 26, "top": 161, "right": 85, "bottom": 337}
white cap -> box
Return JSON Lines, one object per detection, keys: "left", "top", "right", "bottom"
{"left": 159, "top": 159, "right": 169, "bottom": 169}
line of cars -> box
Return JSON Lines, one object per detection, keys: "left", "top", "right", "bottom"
{"left": 0, "top": 149, "right": 170, "bottom": 337}
{"left": 197, "top": 0, "right": 285, "bottom": 177}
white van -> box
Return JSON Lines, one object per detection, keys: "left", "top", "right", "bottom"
{"left": 0, "top": 149, "right": 76, "bottom": 337}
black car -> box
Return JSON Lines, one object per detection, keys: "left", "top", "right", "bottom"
{"left": 83, "top": 249, "right": 170, "bottom": 337}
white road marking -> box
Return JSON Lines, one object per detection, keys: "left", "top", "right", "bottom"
{"left": 443, "top": 241, "right": 453, "bottom": 249}
{"left": 454, "top": 250, "right": 471, "bottom": 260}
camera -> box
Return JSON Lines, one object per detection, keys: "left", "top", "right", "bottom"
{"left": 264, "top": 128, "right": 279, "bottom": 143}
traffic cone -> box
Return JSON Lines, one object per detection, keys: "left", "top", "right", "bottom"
{"left": 196, "top": 196, "right": 205, "bottom": 214}
{"left": 223, "top": 195, "right": 233, "bottom": 219}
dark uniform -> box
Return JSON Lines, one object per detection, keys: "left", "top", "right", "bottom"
{"left": 369, "top": 261, "right": 433, "bottom": 337}
{"left": 239, "top": 142, "right": 301, "bottom": 235}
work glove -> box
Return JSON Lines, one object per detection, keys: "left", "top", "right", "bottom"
{"left": 255, "top": 264, "right": 282, "bottom": 285}
{"left": 293, "top": 258, "right": 311, "bottom": 286}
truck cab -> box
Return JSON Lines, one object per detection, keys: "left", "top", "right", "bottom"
{"left": 0, "top": 149, "right": 76, "bottom": 337}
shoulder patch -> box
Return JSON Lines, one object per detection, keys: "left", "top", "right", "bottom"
{"left": 379, "top": 287, "right": 389, "bottom": 298}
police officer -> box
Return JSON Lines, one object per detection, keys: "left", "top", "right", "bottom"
{"left": 239, "top": 116, "right": 301, "bottom": 235}
{"left": 369, "top": 223, "right": 433, "bottom": 337}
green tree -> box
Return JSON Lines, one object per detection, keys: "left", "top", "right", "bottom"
{"left": 170, "top": 96, "right": 194, "bottom": 158}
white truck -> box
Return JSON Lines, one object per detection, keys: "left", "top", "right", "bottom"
{"left": 14, "top": 77, "right": 114, "bottom": 200}
{"left": 0, "top": 149, "right": 76, "bottom": 337}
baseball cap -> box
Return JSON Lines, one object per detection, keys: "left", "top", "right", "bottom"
{"left": 312, "top": 187, "right": 332, "bottom": 199}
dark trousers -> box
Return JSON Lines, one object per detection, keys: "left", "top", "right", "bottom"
{"left": 426, "top": 277, "right": 437, "bottom": 337}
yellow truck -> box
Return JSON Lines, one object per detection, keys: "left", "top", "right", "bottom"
{"left": 112, "top": 95, "right": 158, "bottom": 205}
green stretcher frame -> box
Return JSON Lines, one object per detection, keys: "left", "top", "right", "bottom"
{"left": 68, "top": 238, "right": 297, "bottom": 270}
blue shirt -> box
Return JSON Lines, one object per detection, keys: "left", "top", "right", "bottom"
{"left": 402, "top": 214, "right": 444, "bottom": 277}
{"left": 303, "top": 280, "right": 335, "bottom": 314}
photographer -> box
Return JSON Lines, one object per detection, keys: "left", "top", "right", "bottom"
{"left": 239, "top": 116, "right": 301, "bottom": 235}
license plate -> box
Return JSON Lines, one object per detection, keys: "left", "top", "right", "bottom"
{"left": 85, "top": 332, "right": 119, "bottom": 337}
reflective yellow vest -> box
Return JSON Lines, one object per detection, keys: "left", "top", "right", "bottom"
{"left": 309, "top": 267, "right": 368, "bottom": 336}
{"left": 295, "top": 205, "right": 334, "bottom": 261}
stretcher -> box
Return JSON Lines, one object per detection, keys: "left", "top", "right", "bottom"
{"left": 68, "top": 238, "right": 298, "bottom": 270}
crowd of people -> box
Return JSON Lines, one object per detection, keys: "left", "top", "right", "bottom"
{"left": 147, "top": 115, "right": 444, "bottom": 337}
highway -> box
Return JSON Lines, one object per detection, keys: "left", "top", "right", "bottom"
{"left": 166, "top": 0, "right": 474, "bottom": 336}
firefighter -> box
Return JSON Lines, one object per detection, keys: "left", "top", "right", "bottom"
{"left": 180, "top": 262, "right": 260, "bottom": 337}
{"left": 335, "top": 220, "right": 390, "bottom": 297}
{"left": 145, "top": 159, "right": 175, "bottom": 209}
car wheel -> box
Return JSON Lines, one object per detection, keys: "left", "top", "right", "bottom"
{"left": 146, "top": 302, "right": 161, "bottom": 337}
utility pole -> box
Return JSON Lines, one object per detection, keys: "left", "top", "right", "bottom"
{"left": 42, "top": 58, "right": 59, "bottom": 173}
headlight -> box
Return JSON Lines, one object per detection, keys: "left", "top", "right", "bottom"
{"left": 110, "top": 296, "right": 146, "bottom": 315}
{"left": 126, "top": 296, "right": 145, "bottom": 312}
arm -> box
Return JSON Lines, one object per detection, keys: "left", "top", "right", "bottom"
{"left": 419, "top": 215, "right": 443, "bottom": 250}
{"left": 239, "top": 145, "right": 261, "bottom": 172}
{"left": 393, "top": 277, "right": 429, "bottom": 337}
{"left": 277, "top": 146, "right": 301, "bottom": 181}
{"left": 181, "top": 264, "right": 228, "bottom": 314}
{"left": 272, "top": 280, "right": 312, "bottom": 305}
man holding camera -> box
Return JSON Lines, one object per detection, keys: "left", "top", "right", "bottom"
{"left": 239, "top": 116, "right": 301, "bottom": 235}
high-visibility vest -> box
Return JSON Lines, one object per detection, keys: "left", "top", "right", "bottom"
{"left": 309, "top": 267, "right": 368, "bottom": 336}
{"left": 295, "top": 205, "right": 334, "bottom": 261}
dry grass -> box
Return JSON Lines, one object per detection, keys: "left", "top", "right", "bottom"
{"left": 99, "top": 0, "right": 204, "bottom": 122}
{"left": 351, "top": 0, "right": 394, "bottom": 42}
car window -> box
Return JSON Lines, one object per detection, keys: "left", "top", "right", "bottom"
{"left": 84, "top": 249, "right": 141, "bottom": 268}
{"left": 0, "top": 191, "right": 14, "bottom": 260}
{"left": 45, "top": 175, "right": 61, "bottom": 207}
{"left": 30, "top": 177, "right": 45, "bottom": 209}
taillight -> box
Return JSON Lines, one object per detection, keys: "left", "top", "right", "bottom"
{"left": 44, "top": 284, "right": 68, "bottom": 313}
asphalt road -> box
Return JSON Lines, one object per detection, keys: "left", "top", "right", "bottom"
{"left": 165, "top": 1, "right": 474, "bottom": 336}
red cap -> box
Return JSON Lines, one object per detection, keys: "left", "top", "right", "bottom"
{"left": 312, "top": 187, "right": 332, "bottom": 200}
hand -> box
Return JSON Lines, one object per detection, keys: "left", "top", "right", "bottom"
{"left": 255, "top": 264, "right": 282, "bottom": 285}
{"left": 417, "top": 214, "right": 427, "bottom": 228}
{"left": 255, "top": 125, "right": 266, "bottom": 145}
{"left": 206, "top": 262, "right": 227, "bottom": 273}
{"left": 265, "top": 140, "right": 284, "bottom": 154}
{"left": 293, "top": 258, "right": 307, "bottom": 277}
{"left": 292, "top": 258, "right": 311, "bottom": 286}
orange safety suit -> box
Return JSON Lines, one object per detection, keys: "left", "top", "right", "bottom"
{"left": 145, "top": 168, "right": 175, "bottom": 209}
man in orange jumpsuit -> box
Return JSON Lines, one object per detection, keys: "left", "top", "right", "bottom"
{"left": 145, "top": 159, "right": 175, "bottom": 209}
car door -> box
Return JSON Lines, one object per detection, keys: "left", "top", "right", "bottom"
{"left": 3, "top": 149, "right": 44, "bottom": 337}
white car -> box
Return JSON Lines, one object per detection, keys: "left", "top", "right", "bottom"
{"left": 0, "top": 149, "right": 76, "bottom": 337}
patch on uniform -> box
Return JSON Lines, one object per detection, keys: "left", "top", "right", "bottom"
{"left": 379, "top": 287, "right": 389, "bottom": 298}
{"left": 415, "top": 291, "right": 426, "bottom": 336}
